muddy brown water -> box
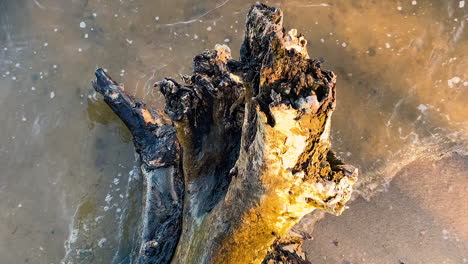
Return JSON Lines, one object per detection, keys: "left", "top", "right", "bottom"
{"left": 0, "top": 0, "right": 467, "bottom": 263}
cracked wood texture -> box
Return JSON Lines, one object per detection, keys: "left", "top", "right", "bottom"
{"left": 93, "top": 4, "right": 357, "bottom": 264}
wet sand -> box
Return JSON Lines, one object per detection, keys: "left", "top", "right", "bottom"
{"left": 305, "top": 154, "right": 468, "bottom": 264}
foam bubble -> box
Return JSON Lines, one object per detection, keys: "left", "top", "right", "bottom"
{"left": 97, "top": 238, "right": 107, "bottom": 248}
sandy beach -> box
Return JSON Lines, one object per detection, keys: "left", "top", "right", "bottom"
{"left": 305, "top": 154, "right": 468, "bottom": 264}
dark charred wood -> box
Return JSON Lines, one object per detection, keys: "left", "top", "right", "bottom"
{"left": 262, "top": 239, "right": 311, "bottom": 264}
{"left": 93, "top": 69, "right": 179, "bottom": 169}
{"left": 92, "top": 69, "right": 183, "bottom": 264}
{"left": 156, "top": 45, "right": 245, "bottom": 218}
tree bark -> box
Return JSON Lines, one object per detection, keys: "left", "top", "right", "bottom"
{"left": 93, "top": 4, "right": 357, "bottom": 264}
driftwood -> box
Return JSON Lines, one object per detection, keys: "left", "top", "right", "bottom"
{"left": 92, "top": 4, "right": 357, "bottom": 264}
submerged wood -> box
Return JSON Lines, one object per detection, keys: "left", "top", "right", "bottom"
{"left": 93, "top": 4, "right": 357, "bottom": 264}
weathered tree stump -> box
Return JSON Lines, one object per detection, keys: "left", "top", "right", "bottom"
{"left": 92, "top": 4, "right": 357, "bottom": 264}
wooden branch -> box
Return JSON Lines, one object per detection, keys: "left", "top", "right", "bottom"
{"left": 92, "top": 69, "right": 183, "bottom": 264}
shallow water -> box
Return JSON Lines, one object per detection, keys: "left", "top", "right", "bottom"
{"left": 0, "top": 0, "right": 466, "bottom": 263}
